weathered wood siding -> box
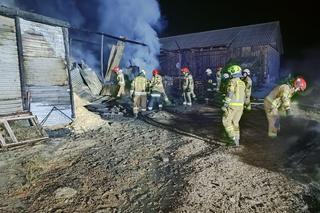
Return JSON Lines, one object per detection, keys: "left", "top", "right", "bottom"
{"left": 160, "top": 48, "right": 228, "bottom": 80}
{"left": 0, "top": 15, "right": 23, "bottom": 115}
{"left": 19, "top": 18, "right": 71, "bottom": 126}
{"left": 266, "top": 45, "right": 280, "bottom": 84}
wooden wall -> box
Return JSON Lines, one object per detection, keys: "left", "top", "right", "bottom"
{"left": 0, "top": 15, "right": 23, "bottom": 115}
{"left": 19, "top": 18, "right": 72, "bottom": 126}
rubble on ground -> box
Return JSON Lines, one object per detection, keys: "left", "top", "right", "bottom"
{"left": 70, "top": 94, "right": 108, "bottom": 134}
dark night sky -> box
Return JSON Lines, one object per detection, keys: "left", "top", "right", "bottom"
{"left": 159, "top": 0, "right": 319, "bottom": 59}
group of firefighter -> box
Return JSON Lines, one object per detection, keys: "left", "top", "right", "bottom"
{"left": 111, "top": 65, "right": 307, "bottom": 146}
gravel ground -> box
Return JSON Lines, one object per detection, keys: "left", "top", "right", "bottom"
{"left": 0, "top": 108, "right": 319, "bottom": 212}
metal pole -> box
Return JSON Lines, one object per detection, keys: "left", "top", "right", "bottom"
{"left": 101, "top": 35, "right": 104, "bottom": 78}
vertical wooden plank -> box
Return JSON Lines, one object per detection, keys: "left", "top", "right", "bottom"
{"left": 101, "top": 35, "right": 104, "bottom": 78}
{"left": 62, "top": 27, "right": 76, "bottom": 118}
{"left": 15, "top": 17, "right": 27, "bottom": 111}
{"left": 0, "top": 131, "right": 6, "bottom": 147}
{"left": 3, "top": 121, "right": 18, "bottom": 143}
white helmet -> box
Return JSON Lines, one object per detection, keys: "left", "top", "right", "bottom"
{"left": 243, "top": 69, "right": 250, "bottom": 76}
{"left": 223, "top": 73, "right": 230, "bottom": 79}
{"left": 140, "top": 69, "right": 146, "bottom": 76}
{"left": 205, "top": 68, "right": 212, "bottom": 75}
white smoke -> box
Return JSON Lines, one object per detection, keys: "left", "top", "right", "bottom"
{"left": 97, "top": 0, "right": 162, "bottom": 75}
{"left": 3, "top": 0, "right": 163, "bottom": 77}
{"left": 0, "top": 0, "right": 17, "bottom": 7}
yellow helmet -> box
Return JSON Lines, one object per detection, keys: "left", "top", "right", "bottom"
{"left": 227, "top": 65, "right": 242, "bottom": 75}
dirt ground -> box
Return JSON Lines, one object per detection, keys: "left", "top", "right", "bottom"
{"left": 1, "top": 104, "right": 320, "bottom": 212}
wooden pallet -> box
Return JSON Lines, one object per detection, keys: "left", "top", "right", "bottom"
{"left": 0, "top": 114, "right": 48, "bottom": 148}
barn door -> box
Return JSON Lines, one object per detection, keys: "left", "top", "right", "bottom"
{"left": 0, "top": 15, "right": 23, "bottom": 115}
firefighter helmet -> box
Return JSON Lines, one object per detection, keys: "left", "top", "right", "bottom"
{"left": 181, "top": 67, "right": 190, "bottom": 73}
{"left": 205, "top": 68, "right": 212, "bottom": 75}
{"left": 112, "top": 66, "right": 120, "bottom": 72}
{"left": 293, "top": 77, "right": 307, "bottom": 91}
{"left": 227, "top": 65, "right": 242, "bottom": 75}
{"left": 152, "top": 69, "right": 159, "bottom": 75}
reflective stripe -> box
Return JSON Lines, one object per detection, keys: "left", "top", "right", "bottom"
{"left": 229, "top": 102, "right": 244, "bottom": 107}
{"left": 226, "top": 126, "right": 233, "bottom": 131}
{"left": 150, "top": 93, "right": 161, "bottom": 97}
{"left": 148, "top": 107, "right": 153, "bottom": 110}
{"left": 134, "top": 92, "right": 147, "bottom": 95}
{"left": 141, "top": 109, "right": 146, "bottom": 112}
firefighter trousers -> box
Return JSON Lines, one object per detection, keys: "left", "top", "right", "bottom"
{"left": 148, "top": 93, "right": 162, "bottom": 110}
{"left": 264, "top": 99, "right": 280, "bottom": 137}
{"left": 133, "top": 94, "right": 147, "bottom": 115}
{"left": 116, "top": 84, "right": 125, "bottom": 97}
{"left": 182, "top": 91, "right": 192, "bottom": 106}
{"left": 222, "top": 106, "right": 244, "bottom": 140}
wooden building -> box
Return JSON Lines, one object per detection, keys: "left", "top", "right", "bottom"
{"left": 0, "top": 6, "right": 74, "bottom": 126}
{"left": 159, "top": 22, "right": 283, "bottom": 88}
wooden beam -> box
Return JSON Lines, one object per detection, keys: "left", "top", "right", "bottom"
{"left": 15, "top": 17, "right": 27, "bottom": 111}
{"left": 0, "top": 133, "right": 6, "bottom": 147}
{"left": 0, "top": 6, "right": 70, "bottom": 28}
{"left": 100, "top": 35, "right": 104, "bottom": 78}
{"left": 62, "top": 28, "right": 76, "bottom": 119}
{"left": 3, "top": 120, "right": 18, "bottom": 144}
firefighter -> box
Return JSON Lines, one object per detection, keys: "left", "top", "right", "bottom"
{"left": 242, "top": 69, "right": 253, "bottom": 111}
{"left": 221, "top": 65, "right": 246, "bottom": 146}
{"left": 264, "top": 77, "right": 307, "bottom": 137}
{"left": 130, "top": 69, "right": 148, "bottom": 118}
{"left": 148, "top": 69, "right": 166, "bottom": 111}
{"left": 181, "top": 67, "right": 195, "bottom": 106}
{"left": 205, "top": 68, "right": 215, "bottom": 104}
{"left": 216, "top": 66, "right": 222, "bottom": 91}
{"left": 112, "top": 66, "right": 126, "bottom": 98}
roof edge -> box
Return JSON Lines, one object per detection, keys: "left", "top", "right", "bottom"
{"left": 160, "top": 21, "right": 280, "bottom": 40}
{"left": 0, "top": 5, "right": 70, "bottom": 28}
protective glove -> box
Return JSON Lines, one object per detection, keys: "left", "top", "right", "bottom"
{"left": 221, "top": 106, "right": 227, "bottom": 112}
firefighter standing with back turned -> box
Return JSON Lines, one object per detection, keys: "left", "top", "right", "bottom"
{"left": 148, "top": 69, "right": 166, "bottom": 111}
{"left": 216, "top": 66, "right": 222, "bottom": 91}
{"left": 130, "top": 70, "right": 148, "bottom": 118}
{"left": 205, "top": 68, "right": 215, "bottom": 104}
{"left": 181, "top": 67, "right": 195, "bottom": 106}
{"left": 264, "top": 77, "right": 307, "bottom": 137}
{"left": 222, "top": 65, "right": 246, "bottom": 146}
{"left": 112, "top": 66, "right": 126, "bottom": 98}
{"left": 242, "top": 68, "right": 253, "bottom": 111}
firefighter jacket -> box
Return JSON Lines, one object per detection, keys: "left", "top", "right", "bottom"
{"left": 265, "top": 84, "right": 295, "bottom": 111}
{"left": 216, "top": 70, "right": 222, "bottom": 81}
{"left": 182, "top": 74, "right": 194, "bottom": 92}
{"left": 243, "top": 76, "right": 252, "bottom": 105}
{"left": 131, "top": 75, "right": 148, "bottom": 95}
{"left": 116, "top": 72, "right": 125, "bottom": 86}
{"left": 150, "top": 75, "right": 165, "bottom": 93}
{"left": 224, "top": 78, "right": 246, "bottom": 107}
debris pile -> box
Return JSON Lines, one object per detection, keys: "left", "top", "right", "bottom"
{"left": 85, "top": 100, "right": 130, "bottom": 119}
{"left": 70, "top": 94, "right": 108, "bottom": 134}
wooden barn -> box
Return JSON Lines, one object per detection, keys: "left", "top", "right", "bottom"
{"left": 0, "top": 6, "right": 74, "bottom": 126}
{"left": 159, "top": 22, "right": 283, "bottom": 88}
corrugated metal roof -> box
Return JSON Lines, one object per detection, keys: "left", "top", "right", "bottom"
{"left": 160, "top": 22, "right": 283, "bottom": 53}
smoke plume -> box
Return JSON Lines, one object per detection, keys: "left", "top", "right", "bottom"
{"left": 97, "top": 0, "right": 162, "bottom": 73}
{"left": 1, "top": 0, "right": 163, "bottom": 76}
